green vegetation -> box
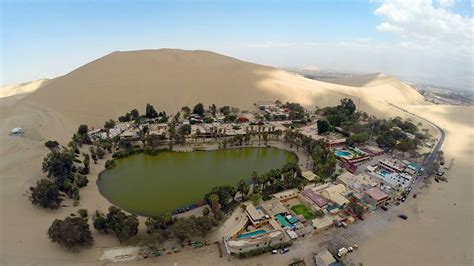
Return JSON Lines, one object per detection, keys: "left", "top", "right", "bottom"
{"left": 44, "top": 140, "right": 60, "bottom": 149}
{"left": 347, "top": 202, "right": 365, "bottom": 217}
{"left": 77, "top": 209, "right": 88, "bottom": 218}
{"left": 145, "top": 214, "right": 218, "bottom": 246}
{"left": 146, "top": 103, "right": 159, "bottom": 118}
{"left": 48, "top": 216, "right": 93, "bottom": 250}
{"left": 284, "top": 102, "right": 306, "bottom": 120}
{"left": 291, "top": 204, "right": 316, "bottom": 220}
{"left": 317, "top": 98, "right": 423, "bottom": 153}
{"left": 92, "top": 206, "right": 139, "bottom": 243}
{"left": 29, "top": 179, "right": 63, "bottom": 209}
{"left": 192, "top": 103, "right": 205, "bottom": 116}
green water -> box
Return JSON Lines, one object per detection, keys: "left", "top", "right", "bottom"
{"left": 98, "top": 147, "right": 297, "bottom": 216}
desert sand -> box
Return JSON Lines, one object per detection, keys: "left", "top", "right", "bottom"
{"left": 0, "top": 49, "right": 471, "bottom": 265}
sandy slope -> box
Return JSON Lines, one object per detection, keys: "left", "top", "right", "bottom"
{"left": 3, "top": 49, "right": 430, "bottom": 143}
{"left": 1, "top": 49, "right": 469, "bottom": 264}
{"left": 0, "top": 79, "right": 48, "bottom": 99}
{"left": 321, "top": 73, "right": 426, "bottom": 105}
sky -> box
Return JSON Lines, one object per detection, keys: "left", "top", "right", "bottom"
{"left": 1, "top": 0, "right": 473, "bottom": 89}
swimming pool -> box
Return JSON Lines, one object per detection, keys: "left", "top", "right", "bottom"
{"left": 237, "top": 229, "right": 266, "bottom": 239}
{"left": 380, "top": 170, "right": 390, "bottom": 177}
{"left": 335, "top": 150, "right": 352, "bottom": 157}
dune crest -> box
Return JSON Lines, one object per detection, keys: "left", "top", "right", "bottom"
{"left": 2, "top": 49, "right": 427, "bottom": 141}
{"left": 0, "top": 79, "right": 49, "bottom": 99}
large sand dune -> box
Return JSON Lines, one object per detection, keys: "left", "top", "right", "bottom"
{"left": 2, "top": 49, "right": 469, "bottom": 265}
{"left": 3, "top": 49, "right": 428, "bottom": 142}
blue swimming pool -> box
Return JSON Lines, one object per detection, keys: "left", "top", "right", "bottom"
{"left": 238, "top": 229, "right": 267, "bottom": 239}
{"left": 380, "top": 170, "right": 390, "bottom": 177}
{"left": 335, "top": 150, "right": 351, "bottom": 157}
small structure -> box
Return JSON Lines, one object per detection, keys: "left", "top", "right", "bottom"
{"left": 225, "top": 229, "right": 288, "bottom": 254}
{"left": 320, "top": 184, "right": 350, "bottom": 206}
{"left": 363, "top": 187, "right": 390, "bottom": 208}
{"left": 336, "top": 172, "right": 378, "bottom": 191}
{"left": 311, "top": 216, "right": 334, "bottom": 232}
{"left": 273, "top": 189, "right": 299, "bottom": 200}
{"left": 10, "top": 127, "right": 24, "bottom": 136}
{"left": 302, "top": 171, "right": 318, "bottom": 182}
{"left": 313, "top": 249, "right": 338, "bottom": 266}
{"left": 244, "top": 203, "right": 265, "bottom": 225}
{"left": 302, "top": 188, "right": 329, "bottom": 208}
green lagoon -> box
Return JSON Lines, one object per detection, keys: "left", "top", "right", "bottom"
{"left": 97, "top": 147, "right": 297, "bottom": 216}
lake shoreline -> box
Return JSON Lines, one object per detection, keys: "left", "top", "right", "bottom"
{"left": 95, "top": 140, "right": 308, "bottom": 218}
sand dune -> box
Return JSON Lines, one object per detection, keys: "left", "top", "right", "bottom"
{"left": 1, "top": 49, "right": 464, "bottom": 264}
{"left": 0, "top": 79, "right": 48, "bottom": 99}
{"left": 3, "top": 49, "right": 428, "bottom": 142}
{"left": 321, "top": 73, "right": 427, "bottom": 105}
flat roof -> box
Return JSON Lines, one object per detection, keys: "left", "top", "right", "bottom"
{"left": 302, "top": 188, "right": 329, "bottom": 207}
{"left": 275, "top": 214, "right": 291, "bottom": 228}
{"left": 245, "top": 203, "right": 264, "bottom": 222}
{"left": 365, "top": 187, "right": 389, "bottom": 201}
{"left": 261, "top": 199, "right": 287, "bottom": 217}
{"left": 302, "top": 171, "right": 317, "bottom": 181}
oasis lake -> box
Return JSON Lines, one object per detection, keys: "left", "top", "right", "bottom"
{"left": 97, "top": 147, "right": 297, "bottom": 216}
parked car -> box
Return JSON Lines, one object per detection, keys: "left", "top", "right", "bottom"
{"left": 272, "top": 249, "right": 278, "bottom": 254}
{"left": 412, "top": 180, "right": 416, "bottom": 184}
{"left": 348, "top": 246, "right": 354, "bottom": 252}
{"left": 399, "top": 214, "right": 408, "bottom": 220}
{"left": 337, "top": 247, "right": 349, "bottom": 257}
{"left": 401, "top": 197, "right": 406, "bottom": 202}
{"left": 381, "top": 205, "right": 388, "bottom": 211}
{"left": 280, "top": 247, "right": 290, "bottom": 254}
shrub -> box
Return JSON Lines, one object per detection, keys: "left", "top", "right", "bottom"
{"left": 105, "top": 159, "right": 116, "bottom": 169}
{"left": 29, "top": 179, "right": 63, "bottom": 209}
{"left": 48, "top": 216, "right": 93, "bottom": 250}
{"left": 78, "top": 209, "right": 88, "bottom": 218}
{"left": 75, "top": 174, "right": 89, "bottom": 187}
{"left": 44, "top": 140, "right": 60, "bottom": 149}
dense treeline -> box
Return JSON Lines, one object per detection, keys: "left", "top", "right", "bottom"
{"left": 316, "top": 98, "right": 427, "bottom": 154}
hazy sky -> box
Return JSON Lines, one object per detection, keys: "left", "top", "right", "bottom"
{"left": 1, "top": 0, "right": 473, "bottom": 89}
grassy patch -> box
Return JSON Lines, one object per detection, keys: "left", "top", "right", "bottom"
{"left": 291, "top": 204, "right": 316, "bottom": 220}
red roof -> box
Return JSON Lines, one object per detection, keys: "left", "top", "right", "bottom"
{"left": 365, "top": 187, "right": 389, "bottom": 201}
{"left": 302, "top": 189, "right": 328, "bottom": 207}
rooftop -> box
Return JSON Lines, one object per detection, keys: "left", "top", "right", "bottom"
{"left": 365, "top": 187, "right": 389, "bottom": 201}
{"left": 245, "top": 203, "right": 265, "bottom": 222}
{"left": 302, "top": 170, "right": 318, "bottom": 181}
{"left": 302, "top": 188, "right": 329, "bottom": 207}
{"left": 260, "top": 199, "right": 287, "bottom": 217}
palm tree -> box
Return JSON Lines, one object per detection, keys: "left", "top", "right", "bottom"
{"left": 261, "top": 174, "right": 269, "bottom": 190}
{"left": 208, "top": 194, "right": 220, "bottom": 215}
{"left": 251, "top": 171, "right": 258, "bottom": 184}
{"left": 238, "top": 179, "right": 249, "bottom": 201}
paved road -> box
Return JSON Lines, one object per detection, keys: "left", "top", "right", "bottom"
{"left": 388, "top": 103, "right": 446, "bottom": 200}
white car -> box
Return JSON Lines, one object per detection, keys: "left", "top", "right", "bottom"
{"left": 412, "top": 180, "right": 416, "bottom": 184}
